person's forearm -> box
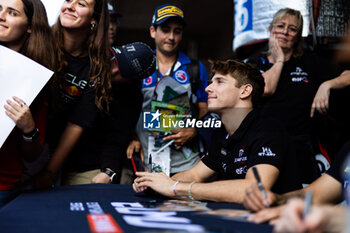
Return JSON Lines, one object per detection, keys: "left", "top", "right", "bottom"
{"left": 20, "top": 139, "right": 43, "bottom": 161}
{"left": 47, "top": 123, "right": 83, "bottom": 173}
{"left": 174, "top": 179, "right": 255, "bottom": 203}
{"left": 171, "top": 169, "right": 200, "bottom": 183}
{"left": 262, "top": 62, "right": 284, "bottom": 96}
{"left": 327, "top": 70, "right": 350, "bottom": 90}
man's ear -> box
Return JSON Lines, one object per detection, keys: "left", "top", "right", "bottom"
{"left": 150, "top": 26, "right": 156, "bottom": 39}
{"left": 240, "top": 84, "right": 253, "bottom": 100}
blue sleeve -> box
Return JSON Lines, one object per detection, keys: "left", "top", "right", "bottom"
{"left": 196, "top": 61, "right": 209, "bottom": 102}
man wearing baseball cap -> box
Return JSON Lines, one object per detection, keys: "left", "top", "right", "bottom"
{"left": 108, "top": 1, "right": 122, "bottom": 46}
{"left": 125, "top": 4, "right": 209, "bottom": 182}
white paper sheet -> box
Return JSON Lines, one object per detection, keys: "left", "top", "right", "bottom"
{"left": 0, "top": 45, "right": 53, "bottom": 148}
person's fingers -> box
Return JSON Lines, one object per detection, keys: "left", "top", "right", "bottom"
{"left": 244, "top": 185, "right": 265, "bottom": 211}
{"left": 170, "top": 129, "right": 180, "bottom": 134}
{"left": 4, "top": 105, "right": 17, "bottom": 119}
{"left": 310, "top": 101, "right": 316, "bottom": 118}
{"left": 140, "top": 149, "right": 144, "bottom": 163}
{"left": 137, "top": 180, "right": 152, "bottom": 190}
{"left": 266, "top": 192, "right": 276, "bottom": 206}
{"left": 6, "top": 99, "right": 21, "bottom": 112}
{"left": 269, "top": 218, "right": 279, "bottom": 226}
{"left": 4, "top": 103, "right": 18, "bottom": 116}
{"left": 126, "top": 145, "right": 134, "bottom": 159}
{"left": 12, "top": 96, "right": 26, "bottom": 106}
{"left": 250, "top": 191, "right": 266, "bottom": 211}
{"left": 250, "top": 206, "right": 284, "bottom": 224}
{"left": 244, "top": 194, "right": 260, "bottom": 212}
{"left": 133, "top": 183, "right": 140, "bottom": 192}
{"left": 134, "top": 143, "right": 140, "bottom": 153}
{"left": 324, "top": 97, "right": 329, "bottom": 111}
{"left": 163, "top": 134, "right": 179, "bottom": 141}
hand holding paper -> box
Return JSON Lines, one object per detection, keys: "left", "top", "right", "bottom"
{"left": 0, "top": 45, "right": 53, "bottom": 147}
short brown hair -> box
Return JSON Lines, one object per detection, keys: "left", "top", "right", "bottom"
{"left": 210, "top": 59, "right": 265, "bottom": 108}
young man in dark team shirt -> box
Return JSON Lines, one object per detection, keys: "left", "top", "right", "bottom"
{"left": 243, "top": 139, "right": 350, "bottom": 223}
{"left": 132, "top": 59, "right": 302, "bottom": 203}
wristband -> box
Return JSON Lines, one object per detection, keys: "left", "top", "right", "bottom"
{"left": 22, "top": 128, "right": 39, "bottom": 142}
{"left": 172, "top": 181, "right": 179, "bottom": 196}
{"left": 101, "top": 168, "right": 117, "bottom": 183}
{"left": 188, "top": 181, "right": 195, "bottom": 201}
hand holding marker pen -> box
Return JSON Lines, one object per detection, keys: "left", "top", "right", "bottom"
{"left": 303, "top": 190, "right": 312, "bottom": 219}
{"left": 252, "top": 167, "right": 270, "bottom": 208}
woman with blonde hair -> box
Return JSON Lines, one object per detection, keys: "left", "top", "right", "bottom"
{"left": 246, "top": 7, "right": 350, "bottom": 185}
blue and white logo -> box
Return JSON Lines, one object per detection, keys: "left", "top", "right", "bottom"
{"left": 143, "top": 110, "right": 161, "bottom": 129}
{"left": 234, "top": 0, "right": 252, "bottom": 35}
{"left": 175, "top": 70, "right": 188, "bottom": 84}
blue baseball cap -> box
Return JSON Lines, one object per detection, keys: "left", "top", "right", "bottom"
{"left": 151, "top": 4, "right": 185, "bottom": 26}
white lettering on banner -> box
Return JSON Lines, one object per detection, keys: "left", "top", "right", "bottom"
{"left": 111, "top": 202, "right": 204, "bottom": 231}
{"left": 123, "top": 215, "right": 203, "bottom": 232}
{"left": 70, "top": 202, "right": 85, "bottom": 211}
{"left": 111, "top": 202, "right": 143, "bottom": 208}
{"left": 86, "top": 202, "right": 104, "bottom": 214}
{"left": 234, "top": 0, "right": 250, "bottom": 34}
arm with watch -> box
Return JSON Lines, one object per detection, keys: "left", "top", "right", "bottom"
{"left": 4, "top": 96, "right": 43, "bottom": 161}
{"left": 92, "top": 168, "right": 118, "bottom": 184}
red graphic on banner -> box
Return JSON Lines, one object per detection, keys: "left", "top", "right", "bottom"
{"left": 87, "top": 214, "right": 123, "bottom": 233}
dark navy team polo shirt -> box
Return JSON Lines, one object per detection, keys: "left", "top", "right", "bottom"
{"left": 327, "top": 140, "right": 350, "bottom": 191}
{"left": 201, "top": 109, "right": 302, "bottom": 194}
{"left": 246, "top": 52, "right": 341, "bottom": 137}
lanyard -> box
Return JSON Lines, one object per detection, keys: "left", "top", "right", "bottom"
{"left": 156, "top": 59, "right": 177, "bottom": 81}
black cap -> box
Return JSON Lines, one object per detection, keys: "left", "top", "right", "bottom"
{"left": 111, "top": 42, "right": 156, "bottom": 80}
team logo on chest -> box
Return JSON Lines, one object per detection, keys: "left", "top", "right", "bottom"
{"left": 258, "top": 147, "right": 276, "bottom": 157}
{"left": 143, "top": 76, "right": 153, "bottom": 86}
{"left": 290, "top": 67, "right": 309, "bottom": 83}
{"left": 174, "top": 70, "right": 188, "bottom": 83}
{"left": 221, "top": 148, "right": 227, "bottom": 156}
{"left": 234, "top": 146, "right": 247, "bottom": 164}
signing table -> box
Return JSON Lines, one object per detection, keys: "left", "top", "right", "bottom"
{"left": 0, "top": 184, "right": 273, "bottom": 233}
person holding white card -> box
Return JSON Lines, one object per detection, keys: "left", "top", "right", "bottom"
{"left": 0, "top": 0, "right": 56, "bottom": 207}
{"left": 36, "top": 0, "right": 113, "bottom": 187}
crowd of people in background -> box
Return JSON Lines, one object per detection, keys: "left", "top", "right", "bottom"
{"left": 0, "top": 1, "right": 350, "bottom": 232}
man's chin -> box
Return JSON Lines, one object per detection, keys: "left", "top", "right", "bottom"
{"left": 208, "top": 106, "right": 221, "bottom": 114}
{"left": 159, "top": 47, "right": 178, "bottom": 57}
